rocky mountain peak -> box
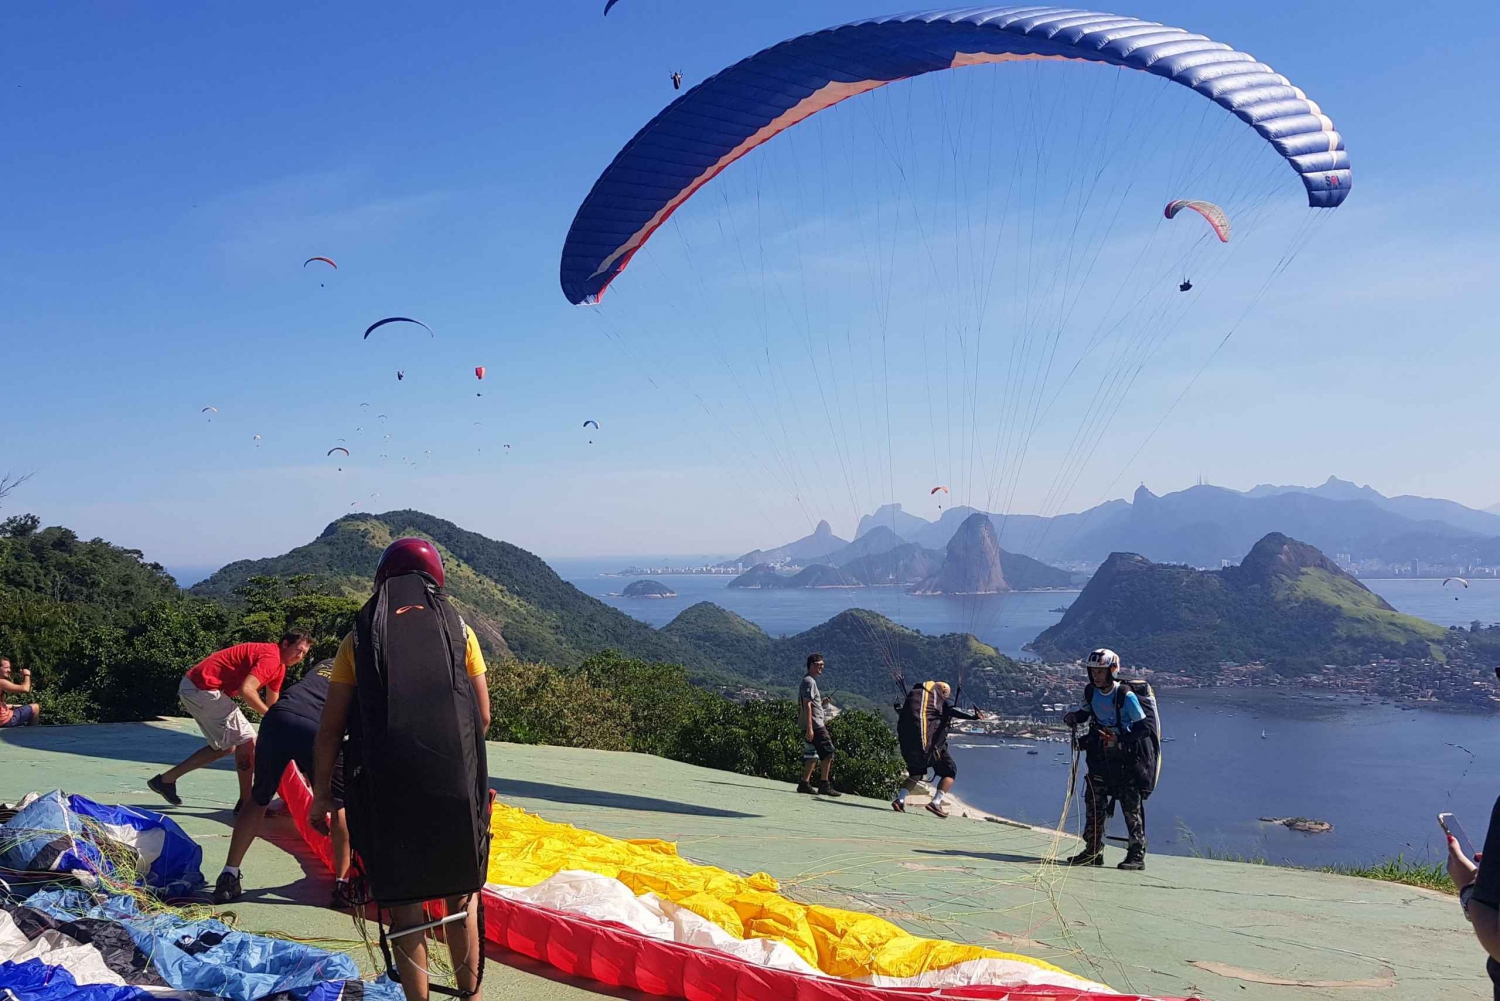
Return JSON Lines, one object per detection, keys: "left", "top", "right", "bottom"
{"left": 913, "top": 512, "right": 1008, "bottom": 594}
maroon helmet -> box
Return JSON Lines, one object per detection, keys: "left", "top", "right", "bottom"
{"left": 375, "top": 537, "right": 444, "bottom": 588}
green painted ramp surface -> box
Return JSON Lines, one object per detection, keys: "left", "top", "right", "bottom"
{"left": 2, "top": 720, "right": 1489, "bottom": 999}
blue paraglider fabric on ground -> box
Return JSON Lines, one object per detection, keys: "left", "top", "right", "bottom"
{"left": 0, "top": 959, "right": 154, "bottom": 1001}
{"left": 15, "top": 889, "right": 408, "bottom": 1000}
{"left": 0, "top": 791, "right": 204, "bottom": 898}
{"left": 0, "top": 790, "right": 406, "bottom": 1001}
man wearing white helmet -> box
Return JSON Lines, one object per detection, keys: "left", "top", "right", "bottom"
{"left": 1062, "top": 648, "right": 1149, "bottom": 870}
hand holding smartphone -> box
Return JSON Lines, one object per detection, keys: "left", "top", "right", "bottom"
{"left": 1439, "top": 812, "right": 1477, "bottom": 860}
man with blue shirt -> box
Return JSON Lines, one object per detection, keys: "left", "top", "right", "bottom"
{"left": 1062, "top": 648, "right": 1149, "bottom": 871}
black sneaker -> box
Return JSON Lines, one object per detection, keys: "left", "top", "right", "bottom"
{"left": 1066, "top": 850, "right": 1104, "bottom": 867}
{"left": 148, "top": 775, "right": 182, "bottom": 807}
{"left": 891, "top": 798, "right": 905, "bottom": 812}
{"left": 925, "top": 801, "right": 948, "bottom": 818}
{"left": 817, "top": 786, "right": 842, "bottom": 798}
{"left": 1117, "top": 851, "right": 1146, "bottom": 872}
{"left": 796, "top": 782, "right": 816, "bottom": 794}
{"left": 212, "top": 870, "right": 242, "bottom": 905}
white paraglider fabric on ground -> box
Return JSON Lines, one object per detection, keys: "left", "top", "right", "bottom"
{"left": 491, "top": 870, "right": 1118, "bottom": 994}
{"left": 0, "top": 909, "right": 127, "bottom": 987}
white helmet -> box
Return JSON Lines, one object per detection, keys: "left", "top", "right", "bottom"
{"left": 1086, "top": 648, "right": 1121, "bottom": 677}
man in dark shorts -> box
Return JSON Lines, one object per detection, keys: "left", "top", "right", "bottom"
{"left": 211, "top": 659, "right": 355, "bottom": 907}
{"left": 1449, "top": 793, "right": 1500, "bottom": 997}
{"left": 796, "top": 653, "right": 839, "bottom": 796}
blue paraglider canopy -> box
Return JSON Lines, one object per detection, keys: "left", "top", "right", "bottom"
{"left": 560, "top": 5, "right": 1350, "bottom": 305}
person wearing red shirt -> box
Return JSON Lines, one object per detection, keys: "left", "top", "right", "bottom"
{"left": 149, "top": 630, "right": 312, "bottom": 810}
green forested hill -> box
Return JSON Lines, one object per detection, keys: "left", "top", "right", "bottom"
{"left": 663, "top": 602, "right": 1034, "bottom": 711}
{"left": 191, "top": 510, "right": 711, "bottom": 673}
{"left": 1031, "top": 532, "right": 1446, "bottom": 673}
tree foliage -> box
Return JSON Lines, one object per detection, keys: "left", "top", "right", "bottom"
{"left": 486, "top": 651, "right": 904, "bottom": 798}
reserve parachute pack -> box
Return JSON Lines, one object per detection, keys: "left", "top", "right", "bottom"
{"left": 346, "top": 570, "right": 490, "bottom": 905}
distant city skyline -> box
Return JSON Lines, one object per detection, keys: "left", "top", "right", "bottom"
{"left": 4, "top": 1, "right": 1496, "bottom": 565}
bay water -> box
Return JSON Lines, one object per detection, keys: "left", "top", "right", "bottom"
{"left": 551, "top": 557, "right": 1500, "bottom": 866}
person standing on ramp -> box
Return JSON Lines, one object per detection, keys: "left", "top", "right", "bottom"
{"left": 309, "top": 538, "right": 493, "bottom": 1000}
{"left": 1062, "top": 648, "right": 1159, "bottom": 871}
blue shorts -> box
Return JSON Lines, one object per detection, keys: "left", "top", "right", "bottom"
{"left": 0, "top": 704, "right": 36, "bottom": 728}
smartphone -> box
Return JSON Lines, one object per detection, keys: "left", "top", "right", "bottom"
{"left": 1439, "top": 812, "right": 1477, "bottom": 858}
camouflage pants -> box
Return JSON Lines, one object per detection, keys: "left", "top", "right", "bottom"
{"left": 1083, "top": 770, "right": 1146, "bottom": 853}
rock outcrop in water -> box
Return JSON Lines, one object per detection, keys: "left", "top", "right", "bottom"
{"left": 623, "top": 579, "right": 676, "bottom": 598}
{"left": 1260, "top": 816, "right": 1333, "bottom": 834}
{"left": 913, "top": 513, "right": 1008, "bottom": 594}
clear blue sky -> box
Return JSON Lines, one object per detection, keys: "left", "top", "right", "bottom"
{"left": 2, "top": 2, "right": 1496, "bottom": 569}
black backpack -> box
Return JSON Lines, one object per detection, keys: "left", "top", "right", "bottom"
{"left": 1082, "top": 678, "right": 1163, "bottom": 797}
{"left": 345, "top": 572, "right": 490, "bottom": 906}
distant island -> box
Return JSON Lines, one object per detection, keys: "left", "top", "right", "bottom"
{"left": 623, "top": 579, "right": 676, "bottom": 598}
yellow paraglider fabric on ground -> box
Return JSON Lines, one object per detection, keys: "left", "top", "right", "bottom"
{"left": 486, "top": 801, "right": 1078, "bottom": 985}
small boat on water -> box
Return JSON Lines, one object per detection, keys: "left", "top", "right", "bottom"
{"left": 1026, "top": 750, "right": 1039, "bottom": 755}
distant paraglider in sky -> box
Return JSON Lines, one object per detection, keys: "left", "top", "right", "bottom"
{"left": 201, "top": 407, "right": 218, "bottom": 422}
{"left": 671, "top": 71, "right": 683, "bottom": 91}
{"left": 583, "top": 420, "right": 600, "bottom": 429}
{"left": 328, "top": 445, "right": 349, "bottom": 471}
{"left": 303, "top": 256, "right": 337, "bottom": 286}
{"left": 363, "top": 317, "right": 434, "bottom": 340}
{"left": 252, "top": 434, "right": 261, "bottom": 447}
{"left": 1445, "top": 576, "right": 1470, "bottom": 599}
{"left": 1164, "top": 200, "right": 1231, "bottom": 243}
{"left": 930, "top": 485, "right": 949, "bottom": 509}
{"left": 397, "top": 370, "right": 405, "bottom": 381}
{"left": 475, "top": 365, "right": 486, "bottom": 396}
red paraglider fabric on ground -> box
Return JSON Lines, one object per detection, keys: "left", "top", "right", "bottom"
{"left": 277, "top": 766, "right": 1185, "bottom": 1001}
